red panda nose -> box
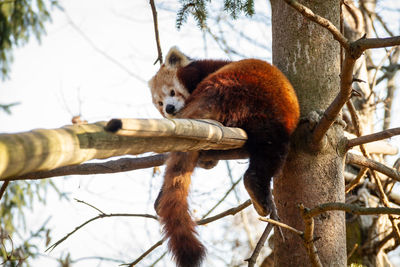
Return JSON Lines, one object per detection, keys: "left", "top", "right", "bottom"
{"left": 166, "top": 104, "right": 176, "bottom": 114}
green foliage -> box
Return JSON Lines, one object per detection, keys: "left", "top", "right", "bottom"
{"left": 176, "top": 0, "right": 254, "bottom": 29}
{"left": 1, "top": 218, "right": 50, "bottom": 267}
{"left": 1, "top": 180, "right": 64, "bottom": 266}
{"left": 223, "top": 0, "right": 254, "bottom": 19}
{"left": 0, "top": 0, "right": 59, "bottom": 80}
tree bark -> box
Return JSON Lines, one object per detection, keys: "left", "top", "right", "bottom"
{"left": 270, "top": 0, "right": 346, "bottom": 266}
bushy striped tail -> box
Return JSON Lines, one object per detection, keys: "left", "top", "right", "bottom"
{"left": 156, "top": 151, "right": 205, "bottom": 267}
{"left": 158, "top": 187, "right": 205, "bottom": 267}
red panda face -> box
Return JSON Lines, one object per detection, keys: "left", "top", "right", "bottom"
{"left": 148, "top": 69, "right": 190, "bottom": 118}
{"left": 148, "top": 47, "right": 191, "bottom": 118}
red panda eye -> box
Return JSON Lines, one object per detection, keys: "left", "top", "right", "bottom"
{"left": 158, "top": 101, "right": 163, "bottom": 106}
{"left": 170, "top": 90, "right": 175, "bottom": 97}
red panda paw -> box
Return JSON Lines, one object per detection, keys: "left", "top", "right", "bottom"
{"left": 197, "top": 159, "right": 219, "bottom": 169}
{"left": 244, "top": 182, "right": 272, "bottom": 216}
{"left": 244, "top": 170, "right": 275, "bottom": 217}
{"left": 250, "top": 197, "right": 272, "bottom": 217}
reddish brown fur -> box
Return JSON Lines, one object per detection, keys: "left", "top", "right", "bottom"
{"left": 177, "top": 60, "right": 230, "bottom": 93}
{"left": 179, "top": 59, "right": 299, "bottom": 134}
{"left": 151, "top": 49, "right": 300, "bottom": 267}
{"left": 156, "top": 151, "right": 205, "bottom": 267}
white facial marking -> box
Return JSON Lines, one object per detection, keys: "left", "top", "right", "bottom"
{"left": 164, "top": 96, "right": 185, "bottom": 115}
{"left": 148, "top": 65, "right": 190, "bottom": 118}
{"left": 162, "top": 86, "right": 170, "bottom": 95}
{"left": 173, "top": 80, "right": 190, "bottom": 98}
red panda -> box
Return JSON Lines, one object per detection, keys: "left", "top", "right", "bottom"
{"left": 148, "top": 47, "right": 300, "bottom": 267}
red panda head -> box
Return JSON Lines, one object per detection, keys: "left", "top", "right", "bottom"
{"left": 148, "top": 47, "right": 191, "bottom": 118}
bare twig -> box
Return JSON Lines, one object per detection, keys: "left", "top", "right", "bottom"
{"left": 374, "top": 12, "right": 395, "bottom": 37}
{"left": 197, "top": 199, "right": 252, "bottom": 225}
{"left": 374, "top": 230, "right": 396, "bottom": 252}
{"left": 283, "top": 0, "right": 400, "bottom": 147}
{"left": 347, "top": 243, "right": 359, "bottom": 261}
{"left": 350, "top": 36, "right": 400, "bottom": 58}
{"left": 345, "top": 98, "right": 400, "bottom": 242}
{"left": 149, "top": 0, "right": 163, "bottom": 65}
{"left": 259, "top": 217, "right": 302, "bottom": 236}
{"left": 121, "top": 200, "right": 253, "bottom": 266}
{"left": 368, "top": 168, "right": 400, "bottom": 244}
{"left": 225, "top": 161, "right": 255, "bottom": 249}
{"left": 346, "top": 153, "right": 400, "bottom": 182}
{"left": 125, "top": 239, "right": 164, "bottom": 267}
{"left": 369, "top": 46, "right": 396, "bottom": 94}
{"left": 299, "top": 204, "right": 323, "bottom": 267}
{"left": 9, "top": 155, "right": 168, "bottom": 181}
{"left": 260, "top": 214, "right": 322, "bottom": 267}
{"left": 345, "top": 167, "right": 368, "bottom": 193}
{"left": 0, "top": 181, "right": 9, "bottom": 200}
{"left": 201, "top": 176, "right": 242, "bottom": 219}
{"left": 311, "top": 52, "right": 356, "bottom": 146}
{"left": 347, "top": 127, "right": 400, "bottom": 149}
{"left": 245, "top": 223, "right": 274, "bottom": 267}
{"left": 46, "top": 213, "right": 158, "bottom": 252}
{"left": 149, "top": 251, "right": 167, "bottom": 266}
{"left": 74, "top": 198, "right": 105, "bottom": 215}
{"left": 304, "top": 202, "right": 400, "bottom": 218}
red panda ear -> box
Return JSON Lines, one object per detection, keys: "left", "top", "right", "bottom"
{"left": 165, "top": 46, "right": 191, "bottom": 68}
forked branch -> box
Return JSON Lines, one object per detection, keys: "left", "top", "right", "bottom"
{"left": 260, "top": 208, "right": 322, "bottom": 267}
{"left": 346, "top": 152, "right": 400, "bottom": 182}
{"left": 282, "top": 0, "right": 400, "bottom": 146}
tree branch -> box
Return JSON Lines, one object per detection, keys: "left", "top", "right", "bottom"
{"left": 201, "top": 176, "right": 242, "bottom": 219}
{"left": 346, "top": 152, "right": 400, "bottom": 182}
{"left": 299, "top": 204, "right": 323, "bottom": 267}
{"left": 282, "top": 0, "right": 349, "bottom": 49}
{"left": 282, "top": 0, "right": 400, "bottom": 147}
{"left": 259, "top": 217, "right": 302, "bottom": 236}
{"left": 350, "top": 36, "right": 400, "bottom": 58}
{"left": 260, "top": 213, "right": 323, "bottom": 267}
{"left": 304, "top": 202, "right": 400, "bottom": 218}
{"left": 121, "top": 200, "right": 252, "bottom": 266}
{"left": 197, "top": 199, "right": 252, "bottom": 225}
{"left": 345, "top": 167, "right": 368, "bottom": 193}
{"left": 347, "top": 127, "right": 400, "bottom": 149}
{"left": 7, "top": 149, "right": 249, "bottom": 181}
{"left": 9, "top": 155, "right": 167, "bottom": 181}
{"left": 149, "top": 0, "right": 163, "bottom": 65}
{"left": 344, "top": 99, "right": 400, "bottom": 242}
{"left": 46, "top": 213, "right": 158, "bottom": 252}
{"left": 311, "top": 53, "right": 356, "bottom": 145}
{"left": 0, "top": 181, "right": 9, "bottom": 200}
{"left": 126, "top": 239, "right": 164, "bottom": 267}
{"left": 245, "top": 223, "right": 274, "bottom": 267}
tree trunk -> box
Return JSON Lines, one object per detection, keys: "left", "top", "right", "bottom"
{"left": 270, "top": 1, "right": 347, "bottom": 266}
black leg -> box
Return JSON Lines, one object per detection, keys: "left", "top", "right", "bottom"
{"left": 243, "top": 120, "right": 290, "bottom": 216}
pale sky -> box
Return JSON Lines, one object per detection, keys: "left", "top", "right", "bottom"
{"left": 1, "top": 0, "right": 400, "bottom": 266}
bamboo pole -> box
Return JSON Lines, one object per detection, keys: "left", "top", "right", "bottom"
{"left": 0, "top": 119, "right": 247, "bottom": 180}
